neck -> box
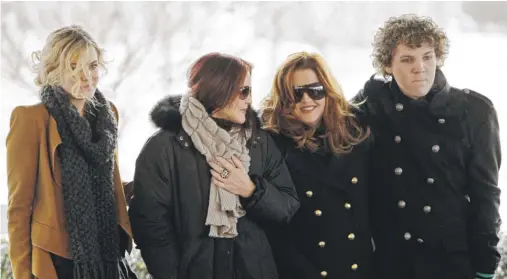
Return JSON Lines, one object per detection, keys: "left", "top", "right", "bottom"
{"left": 70, "top": 98, "right": 86, "bottom": 116}
{"left": 402, "top": 91, "right": 427, "bottom": 100}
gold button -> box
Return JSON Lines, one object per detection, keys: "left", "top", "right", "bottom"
{"left": 351, "top": 177, "right": 358, "bottom": 184}
{"left": 320, "top": 271, "right": 327, "bottom": 277}
{"left": 395, "top": 103, "right": 404, "bottom": 111}
{"left": 306, "top": 191, "right": 313, "bottom": 198}
{"left": 315, "top": 210, "right": 322, "bottom": 216}
{"left": 344, "top": 203, "right": 351, "bottom": 209}
{"left": 423, "top": 206, "right": 432, "bottom": 213}
{"left": 348, "top": 233, "right": 355, "bottom": 240}
{"left": 394, "top": 135, "right": 401, "bottom": 143}
{"left": 318, "top": 241, "right": 326, "bottom": 248}
{"left": 351, "top": 264, "right": 358, "bottom": 271}
{"left": 438, "top": 118, "right": 445, "bottom": 124}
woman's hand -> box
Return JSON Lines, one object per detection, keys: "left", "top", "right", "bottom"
{"left": 209, "top": 156, "right": 255, "bottom": 198}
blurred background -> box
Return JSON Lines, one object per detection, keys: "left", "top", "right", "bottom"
{"left": 1, "top": 1, "right": 506, "bottom": 278}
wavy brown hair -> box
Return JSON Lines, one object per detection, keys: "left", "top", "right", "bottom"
{"left": 261, "top": 52, "right": 369, "bottom": 154}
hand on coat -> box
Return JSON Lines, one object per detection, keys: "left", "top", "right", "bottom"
{"left": 209, "top": 156, "right": 255, "bottom": 198}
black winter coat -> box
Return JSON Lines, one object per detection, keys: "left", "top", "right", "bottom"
{"left": 128, "top": 96, "right": 300, "bottom": 279}
{"left": 353, "top": 69, "right": 502, "bottom": 279}
{"left": 265, "top": 124, "right": 375, "bottom": 279}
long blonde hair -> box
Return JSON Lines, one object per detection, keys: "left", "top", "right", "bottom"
{"left": 32, "top": 25, "right": 106, "bottom": 99}
{"left": 261, "top": 52, "right": 369, "bottom": 154}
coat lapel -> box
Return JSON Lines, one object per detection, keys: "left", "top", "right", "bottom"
{"left": 47, "top": 115, "right": 62, "bottom": 186}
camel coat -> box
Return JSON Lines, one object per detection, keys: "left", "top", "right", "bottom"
{"left": 6, "top": 102, "right": 133, "bottom": 279}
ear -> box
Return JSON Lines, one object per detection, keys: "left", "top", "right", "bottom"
{"left": 436, "top": 58, "right": 444, "bottom": 68}
{"left": 384, "top": 66, "right": 393, "bottom": 74}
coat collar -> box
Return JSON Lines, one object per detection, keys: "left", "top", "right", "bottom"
{"left": 364, "top": 69, "right": 463, "bottom": 118}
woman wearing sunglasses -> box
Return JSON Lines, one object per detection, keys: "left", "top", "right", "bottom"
{"left": 261, "top": 52, "right": 374, "bottom": 279}
{"left": 128, "top": 52, "right": 300, "bottom": 279}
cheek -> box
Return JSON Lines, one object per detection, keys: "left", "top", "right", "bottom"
{"left": 427, "top": 60, "right": 437, "bottom": 70}
{"left": 316, "top": 101, "right": 326, "bottom": 116}
{"left": 91, "top": 69, "right": 100, "bottom": 80}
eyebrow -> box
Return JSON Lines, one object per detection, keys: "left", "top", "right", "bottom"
{"left": 400, "top": 51, "right": 434, "bottom": 59}
{"left": 70, "top": 60, "right": 98, "bottom": 66}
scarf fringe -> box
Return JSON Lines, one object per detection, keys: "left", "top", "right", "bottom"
{"left": 73, "top": 260, "right": 120, "bottom": 279}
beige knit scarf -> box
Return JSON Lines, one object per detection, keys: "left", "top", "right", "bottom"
{"left": 180, "top": 93, "right": 251, "bottom": 238}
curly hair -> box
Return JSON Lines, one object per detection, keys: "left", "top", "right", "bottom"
{"left": 261, "top": 52, "right": 369, "bottom": 155}
{"left": 372, "top": 14, "right": 449, "bottom": 76}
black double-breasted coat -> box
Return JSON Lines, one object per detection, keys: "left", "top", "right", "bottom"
{"left": 353, "top": 69, "right": 502, "bottom": 279}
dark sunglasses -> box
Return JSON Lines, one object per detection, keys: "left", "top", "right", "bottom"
{"left": 293, "top": 84, "right": 326, "bottom": 103}
{"left": 239, "top": 86, "right": 251, "bottom": 100}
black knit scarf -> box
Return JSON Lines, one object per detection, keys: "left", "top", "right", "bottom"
{"left": 41, "top": 85, "right": 121, "bottom": 279}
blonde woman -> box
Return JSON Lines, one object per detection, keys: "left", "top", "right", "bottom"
{"left": 6, "top": 25, "right": 135, "bottom": 279}
{"left": 261, "top": 52, "right": 373, "bottom": 279}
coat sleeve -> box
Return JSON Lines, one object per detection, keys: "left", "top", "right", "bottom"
{"left": 128, "top": 133, "right": 179, "bottom": 279}
{"left": 240, "top": 132, "right": 300, "bottom": 224}
{"left": 466, "top": 105, "right": 502, "bottom": 274}
{"left": 6, "top": 106, "right": 39, "bottom": 279}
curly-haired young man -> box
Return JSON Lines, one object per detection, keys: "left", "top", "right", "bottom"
{"left": 354, "top": 14, "right": 501, "bottom": 279}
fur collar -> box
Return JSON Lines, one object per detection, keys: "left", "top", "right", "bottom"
{"left": 150, "top": 94, "right": 261, "bottom": 132}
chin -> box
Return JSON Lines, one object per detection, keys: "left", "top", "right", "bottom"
{"left": 301, "top": 118, "right": 319, "bottom": 126}
{"left": 235, "top": 118, "right": 246, "bottom": 125}
{"left": 81, "top": 88, "right": 96, "bottom": 98}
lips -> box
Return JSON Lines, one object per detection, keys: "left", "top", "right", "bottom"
{"left": 300, "top": 105, "right": 316, "bottom": 112}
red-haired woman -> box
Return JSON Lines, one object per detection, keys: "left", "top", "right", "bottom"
{"left": 128, "top": 52, "right": 300, "bottom": 279}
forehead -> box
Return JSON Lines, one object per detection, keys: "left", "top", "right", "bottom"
{"left": 70, "top": 46, "right": 98, "bottom": 64}
{"left": 292, "top": 68, "right": 319, "bottom": 86}
{"left": 242, "top": 71, "right": 251, "bottom": 85}
{"left": 393, "top": 42, "right": 435, "bottom": 57}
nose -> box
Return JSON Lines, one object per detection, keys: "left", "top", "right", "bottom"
{"left": 412, "top": 59, "right": 426, "bottom": 73}
{"left": 300, "top": 92, "right": 312, "bottom": 102}
{"left": 245, "top": 91, "right": 252, "bottom": 104}
{"left": 80, "top": 70, "right": 91, "bottom": 82}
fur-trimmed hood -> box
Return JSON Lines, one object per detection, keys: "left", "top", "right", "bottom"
{"left": 150, "top": 95, "right": 184, "bottom": 132}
